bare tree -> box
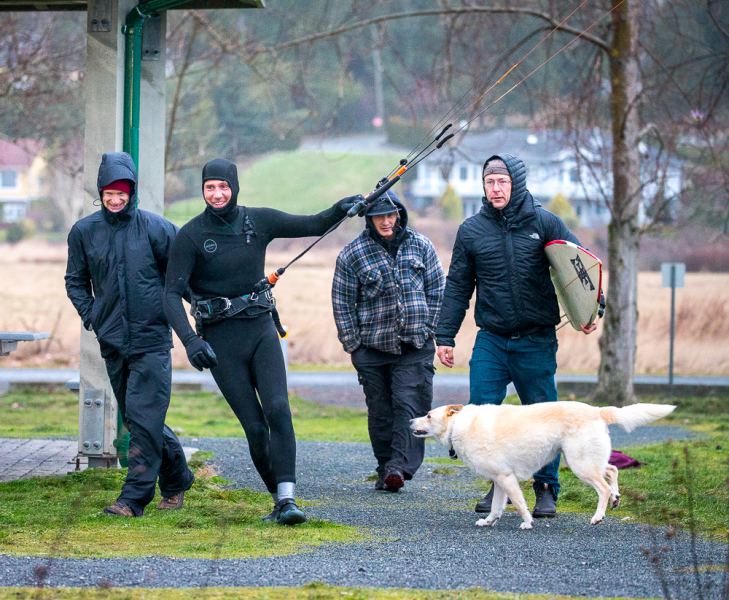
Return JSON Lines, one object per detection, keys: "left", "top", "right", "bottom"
{"left": 192, "top": 1, "right": 647, "bottom": 405}
{"left": 0, "top": 12, "right": 85, "bottom": 230}
{"left": 157, "top": 1, "right": 725, "bottom": 405}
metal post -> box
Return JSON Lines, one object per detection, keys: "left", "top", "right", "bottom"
{"left": 668, "top": 264, "right": 676, "bottom": 389}
{"left": 370, "top": 25, "right": 385, "bottom": 129}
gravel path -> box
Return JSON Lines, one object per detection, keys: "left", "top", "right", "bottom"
{"left": 1, "top": 424, "right": 727, "bottom": 598}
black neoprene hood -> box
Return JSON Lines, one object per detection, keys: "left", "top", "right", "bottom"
{"left": 202, "top": 158, "right": 240, "bottom": 204}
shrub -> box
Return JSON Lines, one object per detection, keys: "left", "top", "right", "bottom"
{"left": 439, "top": 184, "right": 463, "bottom": 221}
{"left": 547, "top": 192, "right": 580, "bottom": 229}
{"left": 5, "top": 219, "right": 36, "bottom": 244}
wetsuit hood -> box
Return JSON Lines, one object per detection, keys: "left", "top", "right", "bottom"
{"left": 202, "top": 158, "right": 240, "bottom": 220}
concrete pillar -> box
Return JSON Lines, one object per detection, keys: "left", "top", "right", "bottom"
{"left": 80, "top": 0, "right": 167, "bottom": 467}
{"left": 138, "top": 12, "right": 167, "bottom": 214}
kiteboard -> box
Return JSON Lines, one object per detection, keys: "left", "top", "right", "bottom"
{"left": 544, "top": 240, "right": 603, "bottom": 331}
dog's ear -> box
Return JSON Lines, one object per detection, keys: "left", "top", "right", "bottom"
{"left": 446, "top": 404, "right": 464, "bottom": 418}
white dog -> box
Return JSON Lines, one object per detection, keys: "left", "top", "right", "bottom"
{"left": 410, "top": 401, "right": 676, "bottom": 530}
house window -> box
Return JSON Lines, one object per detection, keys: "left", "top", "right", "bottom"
{"left": 1, "top": 170, "right": 17, "bottom": 188}
{"left": 569, "top": 168, "right": 579, "bottom": 183}
{"left": 459, "top": 165, "right": 468, "bottom": 181}
{"left": 2, "top": 202, "right": 26, "bottom": 223}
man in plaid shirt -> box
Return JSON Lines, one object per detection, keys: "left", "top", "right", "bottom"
{"left": 332, "top": 191, "right": 445, "bottom": 492}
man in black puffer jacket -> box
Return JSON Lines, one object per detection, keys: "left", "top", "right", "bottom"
{"left": 65, "top": 152, "right": 194, "bottom": 518}
{"left": 435, "top": 153, "right": 597, "bottom": 519}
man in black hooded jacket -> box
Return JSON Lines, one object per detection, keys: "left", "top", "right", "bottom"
{"left": 163, "top": 158, "right": 360, "bottom": 525}
{"left": 65, "top": 152, "right": 194, "bottom": 517}
{"left": 435, "top": 153, "right": 597, "bottom": 519}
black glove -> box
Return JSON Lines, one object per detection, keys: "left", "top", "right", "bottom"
{"left": 335, "top": 194, "right": 365, "bottom": 217}
{"left": 184, "top": 335, "right": 218, "bottom": 371}
{"left": 598, "top": 291, "right": 606, "bottom": 318}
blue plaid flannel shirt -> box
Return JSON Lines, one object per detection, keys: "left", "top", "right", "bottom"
{"left": 332, "top": 228, "right": 445, "bottom": 354}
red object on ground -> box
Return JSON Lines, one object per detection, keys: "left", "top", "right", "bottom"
{"left": 609, "top": 450, "right": 642, "bottom": 469}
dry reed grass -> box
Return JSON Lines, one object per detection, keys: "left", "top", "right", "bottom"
{"left": 2, "top": 238, "right": 728, "bottom": 376}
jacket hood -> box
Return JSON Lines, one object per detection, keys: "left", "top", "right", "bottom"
{"left": 97, "top": 152, "right": 138, "bottom": 220}
{"left": 202, "top": 158, "right": 239, "bottom": 220}
{"left": 365, "top": 190, "right": 408, "bottom": 235}
{"left": 481, "top": 152, "right": 528, "bottom": 212}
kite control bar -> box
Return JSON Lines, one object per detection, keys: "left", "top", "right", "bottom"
{"left": 252, "top": 123, "right": 454, "bottom": 295}
{"left": 346, "top": 164, "right": 408, "bottom": 217}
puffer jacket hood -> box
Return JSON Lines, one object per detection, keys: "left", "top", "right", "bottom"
{"left": 481, "top": 152, "right": 529, "bottom": 217}
{"left": 97, "top": 152, "right": 138, "bottom": 221}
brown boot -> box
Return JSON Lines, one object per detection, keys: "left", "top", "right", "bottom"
{"left": 157, "top": 491, "right": 185, "bottom": 510}
{"left": 104, "top": 501, "right": 136, "bottom": 517}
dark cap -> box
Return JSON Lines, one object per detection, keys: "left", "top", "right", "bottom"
{"left": 365, "top": 191, "right": 400, "bottom": 216}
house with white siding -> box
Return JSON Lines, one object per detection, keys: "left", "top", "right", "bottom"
{"left": 408, "top": 128, "right": 681, "bottom": 227}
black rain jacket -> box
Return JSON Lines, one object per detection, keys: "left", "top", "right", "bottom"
{"left": 435, "top": 153, "right": 580, "bottom": 346}
{"left": 65, "top": 152, "right": 177, "bottom": 357}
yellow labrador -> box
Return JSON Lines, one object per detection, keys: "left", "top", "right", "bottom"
{"left": 410, "top": 401, "right": 675, "bottom": 530}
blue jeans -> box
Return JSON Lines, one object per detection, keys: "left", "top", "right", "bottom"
{"left": 469, "top": 328, "right": 560, "bottom": 497}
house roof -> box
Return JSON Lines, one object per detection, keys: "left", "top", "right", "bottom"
{"left": 445, "top": 128, "right": 569, "bottom": 166}
{"left": 0, "top": 139, "right": 42, "bottom": 169}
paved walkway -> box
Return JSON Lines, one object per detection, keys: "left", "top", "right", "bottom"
{"left": 2, "top": 367, "right": 727, "bottom": 400}
{"left": 0, "top": 438, "right": 197, "bottom": 482}
{"left": 0, "top": 438, "right": 80, "bottom": 481}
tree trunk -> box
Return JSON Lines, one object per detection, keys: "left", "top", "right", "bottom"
{"left": 595, "top": 0, "right": 641, "bottom": 406}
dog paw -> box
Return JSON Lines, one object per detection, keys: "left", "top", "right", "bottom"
{"left": 590, "top": 515, "right": 605, "bottom": 525}
{"left": 611, "top": 495, "right": 621, "bottom": 509}
{"left": 519, "top": 521, "right": 533, "bottom": 530}
{"left": 476, "top": 517, "right": 498, "bottom": 527}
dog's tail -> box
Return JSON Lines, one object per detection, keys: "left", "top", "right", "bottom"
{"left": 599, "top": 403, "right": 676, "bottom": 432}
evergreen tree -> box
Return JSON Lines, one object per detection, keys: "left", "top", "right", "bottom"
{"left": 547, "top": 193, "right": 579, "bottom": 229}
{"left": 439, "top": 185, "right": 463, "bottom": 221}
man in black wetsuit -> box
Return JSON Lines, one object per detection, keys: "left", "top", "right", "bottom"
{"left": 65, "top": 151, "right": 194, "bottom": 518}
{"left": 163, "top": 158, "right": 359, "bottom": 525}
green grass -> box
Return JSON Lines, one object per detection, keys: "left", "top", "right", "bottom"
{"left": 0, "top": 453, "right": 363, "bottom": 559}
{"left": 165, "top": 150, "right": 401, "bottom": 226}
{"left": 0, "top": 586, "right": 653, "bottom": 600}
{"left": 0, "top": 389, "right": 368, "bottom": 442}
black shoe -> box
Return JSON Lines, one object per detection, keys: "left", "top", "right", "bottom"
{"left": 384, "top": 467, "right": 405, "bottom": 492}
{"left": 475, "top": 483, "right": 511, "bottom": 513}
{"left": 261, "top": 504, "right": 280, "bottom": 522}
{"left": 374, "top": 474, "right": 386, "bottom": 491}
{"left": 532, "top": 482, "right": 557, "bottom": 518}
{"left": 276, "top": 499, "right": 307, "bottom": 525}
{"left": 475, "top": 483, "right": 495, "bottom": 513}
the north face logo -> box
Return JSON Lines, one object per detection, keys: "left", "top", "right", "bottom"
{"left": 203, "top": 239, "right": 218, "bottom": 253}
{"left": 529, "top": 232, "right": 540, "bottom": 240}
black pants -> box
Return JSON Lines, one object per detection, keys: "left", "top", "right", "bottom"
{"left": 203, "top": 314, "right": 294, "bottom": 493}
{"left": 351, "top": 342, "right": 435, "bottom": 479}
{"left": 104, "top": 349, "right": 194, "bottom": 516}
